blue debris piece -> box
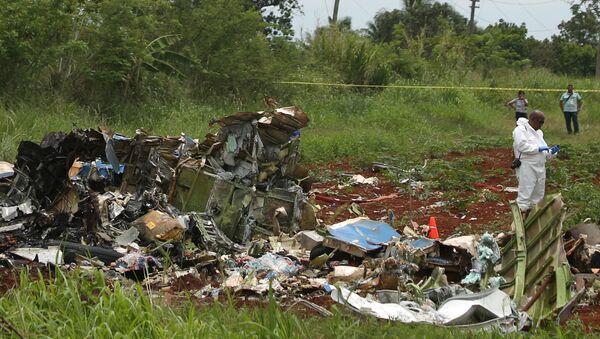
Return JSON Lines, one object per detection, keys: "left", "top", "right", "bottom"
{"left": 71, "top": 160, "right": 124, "bottom": 180}
{"left": 112, "top": 134, "right": 130, "bottom": 141}
{"left": 289, "top": 130, "right": 301, "bottom": 140}
{"left": 95, "top": 159, "right": 124, "bottom": 176}
{"left": 388, "top": 210, "right": 395, "bottom": 223}
{"left": 76, "top": 163, "right": 91, "bottom": 178}
{"left": 327, "top": 217, "right": 400, "bottom": 252}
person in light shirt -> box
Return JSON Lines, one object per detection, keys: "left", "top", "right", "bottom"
{"left": 559, "top": 84, "right": 582, "bottom": 134}
{"left": 506, "top": 90, "right": 528, "bottom": 122}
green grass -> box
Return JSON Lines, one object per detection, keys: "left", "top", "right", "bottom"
{"left": 3, "top": 68, "right": 600, "bottom": 163}
{"left": 0, "top": 269, "right": 590, "bottom": 338}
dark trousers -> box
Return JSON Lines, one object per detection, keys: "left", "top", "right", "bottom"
{"left": 563, "top": 111, "right": 579, "bottom": 134}
{"left": 515, "top": 112, "right": 527, "bottom": 121}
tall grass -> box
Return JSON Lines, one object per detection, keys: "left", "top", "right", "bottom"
{"left": 2, "top": 68, "right": 599, "bottom": 164}
{"left": 0, "top": 269, "right": 445, "bottom": 338}
{"left": 0, "top": 269, "right": 586, "bottom": 338}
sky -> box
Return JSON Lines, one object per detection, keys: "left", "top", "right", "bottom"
{"left": 292, "top": 0, "right": 573, "bottom": 40}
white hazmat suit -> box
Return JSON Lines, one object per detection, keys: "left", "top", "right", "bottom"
{"left": 512, "top": 118, "right": 556, "bottom": 212}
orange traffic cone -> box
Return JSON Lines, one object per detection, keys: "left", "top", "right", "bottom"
{"left": 428, "top": 216, "right": 439, "bottom": 239}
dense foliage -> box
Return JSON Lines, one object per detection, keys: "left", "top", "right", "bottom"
{"left": 0, "top": 0, "right": 599, "bottom": 108}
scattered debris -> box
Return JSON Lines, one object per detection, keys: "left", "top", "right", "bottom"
{"left": 0, "top": 109, "right": 588, "bottom": 332}
{"left": 348, "top": 174, "right": 379, "bottom": 186}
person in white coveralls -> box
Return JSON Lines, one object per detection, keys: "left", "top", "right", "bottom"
{"left": 512, "top": 110, "right": 560, "bottom": 217}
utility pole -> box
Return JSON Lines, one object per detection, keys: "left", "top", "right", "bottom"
{"left": 332, "top": 0, "right": 340, "bottom": 23}
{"left": 469, "top": 0, "right": 480, "bottom": 34}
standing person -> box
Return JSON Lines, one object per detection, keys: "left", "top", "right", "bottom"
{"left": 507, "top": 90, "right": 528, "bottom": 121}
{"left": 512, "top": 110, "right": 560, "bottom": 216}
{"left": 559, "top": 84, "right": 582, "bottom": 134}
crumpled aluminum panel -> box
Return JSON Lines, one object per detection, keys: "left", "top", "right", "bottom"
{"left": 499, "top": 193, "right": 572, "bottom": 324}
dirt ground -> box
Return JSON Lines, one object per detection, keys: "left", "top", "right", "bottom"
{"left": 310, "top": 147, "right": 516, "bottom": 237}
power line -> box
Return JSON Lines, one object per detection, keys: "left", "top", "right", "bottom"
{"left": 490, "top": 0, "right": 561, "bottom": 5}
{"left": 529, "top": 28, "right": 559, "bottom": 32}
{"left": 487, "top": 0, "right": 512, "bottom": 22}
{"left": 486, "top": 0, "right": 561, "bottom": 35}
{"left": 350, "top": 0, "right": 369, "bottom": 14}
{"left": 516, "top": 1, "right": 552, "bottom": 32}
{"left": 486, "top": 0, "right": 552, "bottom": 32}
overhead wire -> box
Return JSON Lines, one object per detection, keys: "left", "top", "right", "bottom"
{"left": 350, "top": 0, "right": 370, "bottom": 15}
{"left": 490, "top": 0, "right": 561, "bottom": 5}
{"left": 486, "top": 0, "right": 562, "bottom": 35}
{"left": 487, "top": 0, "right": 513, "bottom": 23}
{"left": 528, "top": 28, "right": 560, "bottom": 32}
{"left": 447, "top": 0, "right": 565, "bottom": 36}
{"left": 517, "top": 1, "right": 553, "bottom": 32}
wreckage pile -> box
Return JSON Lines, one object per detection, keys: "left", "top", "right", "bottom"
{"left": 0, "top": 106, "right": 596, "bottom": 332}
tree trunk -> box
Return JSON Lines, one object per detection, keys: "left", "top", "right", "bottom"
{"left": 596, "top": 42, "right": 600, "bottom": 79}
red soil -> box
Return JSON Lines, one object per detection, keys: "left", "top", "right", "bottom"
{"left": 311, "top": 147, "right": 517, "bottom": 237}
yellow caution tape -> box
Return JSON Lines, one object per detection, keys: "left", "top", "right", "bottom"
{"left": 276, "top": 81, "right": 600, "bottom": 93}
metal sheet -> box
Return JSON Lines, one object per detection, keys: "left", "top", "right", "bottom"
{"left": 170, "top": 160, "right": 215, "bottom": 213}
{"left": 327, "top": 217, "right": 400, "bottom": 252}
{"left": 437, "top": 289, "right": 514, "bottom": 325}
{"left": 0, "top": 223, "right": 24, "bottom": 233}
{"left": 499, "top": 193, "right": 573, "bottom": 324}
{"left": 11, "top": 246, "right": 63, "bottom": 265}
{"left": 0, "top": 161, "right": 14, "bottom": 178}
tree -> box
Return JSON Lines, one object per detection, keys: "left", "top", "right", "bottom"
{"left": 175, "top": 0, "right": 276, "bottom": 96}
{"left": 473, "top": 20, "right": 531, "bottom": 76}
{"left": 80, "top": 0, "right": 179, "bottom": 101}
{"left": 308, "top": 25, "right": 393, "bottom": 85}
{"left": 553, "top": 37, "right": 596, "bottom": 76}
{"left": 0, "top": 0, "right": 85, "bottom": 92}
{"left": 527, "top": 36, "right": 595, "bottom": 76}
{"left": 560, "top": 1, "right": 600, "bottom": 78}
{"left": 367, "top": 0, "right": 468, "bottom": 43}
{"left": 431, "top": 22, "right": 473, "bottom": 76}
{"left": 527, "top": 38, "right": 560, "bottom": 72}
{"left": 248, "top": 0, "right": 301, "bottom": 38}
{"left": 367, "top": 9, "right": 403, "bottom": 43}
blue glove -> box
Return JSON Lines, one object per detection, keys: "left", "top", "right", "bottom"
{"left": 538, "top": 146, "right": 550, "bottom": 152}
{"left": 550, "top": 145, "right": 560, "bottom": 154}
